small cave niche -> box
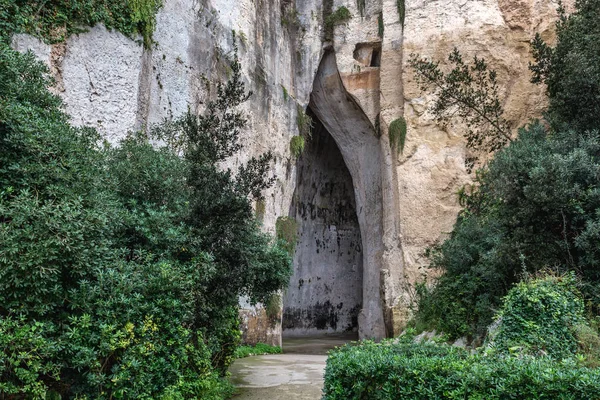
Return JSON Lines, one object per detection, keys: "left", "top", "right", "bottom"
{"left": 282, "top": 108, "right": 363, "bottom": 336}
{"left": 353, "top": 42, "right": 382, "bottom": 68}
{"left": 370, "top": 47, "right": 381, "bottom": 67}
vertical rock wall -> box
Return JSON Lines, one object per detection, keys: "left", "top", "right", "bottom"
{"left": 12, "top": 0, "right": 569, "bottom": 342}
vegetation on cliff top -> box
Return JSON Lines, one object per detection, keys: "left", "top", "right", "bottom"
{"left": 0, "top": 0, "right": 162, "bottom": 46}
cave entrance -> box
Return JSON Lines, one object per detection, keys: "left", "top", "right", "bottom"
{"left": 282, "top": 108, "right": 363, "bottom": 337}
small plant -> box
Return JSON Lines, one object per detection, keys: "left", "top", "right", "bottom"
{"left": 325, "top": 6, "right": 352, "bottom": 29}
{"left": 282, "top": 85, "right": 289, "bottom": 101}
{"left": 389, "top": 117, "right": 407, "bottom": 154}
{"left": 290, "top": 136, "right": 305, "bottom": 158}
{"left": 234, "top": 343, "right": 282, "bottom": 358}
{"left": 276, "top": 216, "right": 298, "bottom": 256}
{"left": 378, "top": 12, "right": 384, "bottom": 38}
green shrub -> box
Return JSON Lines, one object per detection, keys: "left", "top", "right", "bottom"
{"left": 323, "top": 340, "right": 600, "bottom": 400}
{"left": 417, "top": 122, "right": 600, "bottom": 339}
{"left": 0, "top": 317, "right": 60, "bottom": 398}
{"left": 63, "top": 258, "right": 235, "bottom": 398}
{"left": 486, "top": 273, "right": 585, "bottom": 359}
{"left": 234, "top": 343, "right": 282, "bottom": 358}
{"left": 530, "top": 0, "right": 600, "bottom": 132}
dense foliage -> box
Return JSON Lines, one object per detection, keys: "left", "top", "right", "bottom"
{"left": 0, "top": 31, "right": 291, "bottom": 399}
{"left": 0, "top": 0, "right": 162, "bottom": 46}
{"left": 486, "top": 274, "right": 586, "bottom": 359}
{"left": 323, "top": 339, "right": 600, "bottom": 400}
{"left": 530, "top": 0, "right": 600, "bottom": 132}
{"left": 412, "top": 0, "right": 600, "bottom": 340}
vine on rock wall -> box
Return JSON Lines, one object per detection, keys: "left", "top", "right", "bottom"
{"left": 389, "top": 117, "right": 407, "bottom": 154}
{"left": 397, "top": 0, "right": 405, "bottom": 27}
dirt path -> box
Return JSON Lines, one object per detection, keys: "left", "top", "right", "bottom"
{"left": 229, "top": 334, "right": 356, "bottom": 400}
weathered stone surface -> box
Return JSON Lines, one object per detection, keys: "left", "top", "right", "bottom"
{"left": 399, "top": 0, "right": 567, "bottom": 291}
{"left": 239, "top": 306, "right": 282, "bottom": 347}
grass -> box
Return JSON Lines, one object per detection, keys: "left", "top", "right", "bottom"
{"left": 234, "top": 343, "right": 283, "bottom": 358}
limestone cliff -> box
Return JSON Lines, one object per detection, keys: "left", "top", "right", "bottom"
{"left": 13, "top": 0, "right": 567, "bottom": 343}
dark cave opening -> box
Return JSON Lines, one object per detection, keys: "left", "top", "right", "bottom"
{"left": 282, "top": 108, "right": 363, "bottom": 336}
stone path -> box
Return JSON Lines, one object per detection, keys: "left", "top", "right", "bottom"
{"left": 229, "top": 334, "right": 356, "bottom": 400}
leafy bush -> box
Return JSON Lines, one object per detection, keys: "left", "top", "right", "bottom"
{"left": 323, "top": 340, "right": 600, "bottom": 400}
{"left": 486, "top": 274, "right": 585, "bottom": 359}
{"left": 234, "top": 343, "right": 282, "bottom": 359}
{"left": 416, "top": 122, "right": 600, "bottom": 339}
{"left": 0, "top": 317, "right": 60, "bottom": 398}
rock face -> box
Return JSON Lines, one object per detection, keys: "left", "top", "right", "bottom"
{"left": 13, "top": 0, "right": 567, "bottom": 343}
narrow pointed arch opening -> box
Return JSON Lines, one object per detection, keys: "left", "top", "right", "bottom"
{"left": 282, "top": 108, "right": 363, "bottom": 337}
